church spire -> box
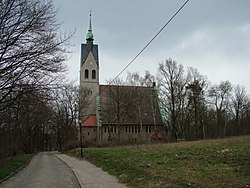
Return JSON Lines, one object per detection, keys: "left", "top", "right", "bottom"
{"left": 86, "top": 11, "right": 94, "bottom": 41}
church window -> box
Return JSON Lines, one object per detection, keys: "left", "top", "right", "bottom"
{"left": 92, "top": 70, "right": 96, "bottom": 79}
{"left": 85, "top": 69, "right": 89, "bottom": 79}
{"left": 146, "top": 126, "right": 152, "bottom": 133}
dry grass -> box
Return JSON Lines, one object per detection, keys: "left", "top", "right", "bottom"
{"left": 72, "top": 136, "right": 250, "bottom": 188}
{"left": 128, "top": 136, "right": 250, "bottom": 151}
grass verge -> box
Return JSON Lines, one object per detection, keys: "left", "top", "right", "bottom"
{"left": 70, "top": 136, "right": 250, "bottom": 188}
{"left": 0, "top": 154, "right": 34, "bottom": 182}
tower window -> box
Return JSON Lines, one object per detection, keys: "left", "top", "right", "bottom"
{"left": 85, "top": 69, "right": 89, "bottom": 79}
{"left": 92, "top": 70, "right": 96, "bottom": 79}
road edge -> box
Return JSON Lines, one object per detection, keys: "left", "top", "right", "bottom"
{"left": 0, "top": 153, "right": 37, "bottom": 185}
{"left": 54, "top": 153, "right": 82, "bottom": 188}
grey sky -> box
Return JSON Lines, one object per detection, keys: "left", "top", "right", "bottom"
{"left": 53, "top": 0, "right": 250, "bottom": 91}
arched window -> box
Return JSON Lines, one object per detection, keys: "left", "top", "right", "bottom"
{"left": 92, "top": 70, "right": 96, "bottom": 79}
{"left": 85, "top": 69, "right": 89, "bottom": 79}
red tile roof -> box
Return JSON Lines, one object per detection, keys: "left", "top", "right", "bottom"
{"left": 82, "top": 115, "right": 97, "bottom": 127}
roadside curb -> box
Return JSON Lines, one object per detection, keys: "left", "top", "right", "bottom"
{"left": 56, "top": 153, "right": 128, "bottom": 188}
{"left": 55, "top": 153, "right": 82, "bottom": 188}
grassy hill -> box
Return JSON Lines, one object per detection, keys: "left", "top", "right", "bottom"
{"left": 72, "top": 136, "right": 250, "bottom": 188}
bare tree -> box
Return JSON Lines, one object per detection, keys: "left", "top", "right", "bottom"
{"left": 186, "top": 67, "right": 208, "bottom": 140}
{"left": 126, "top": 71, "right": 161, "bottom": 135}
{"left": 157, "top": 58, "right": 188, "bottom": 141}
{"left": 208, "top": 81, "right": 232, "bottom": 137}
{"left": 126, "top": 71, "right": 155, "bottom": 87}
{"left": 230, "top": 85, "right": 249, "bottom": 135}
{"left": 52, "top": 84, "right": 89, "bottom": 150}
{"left": 0, "top": 0, "right": 72, "bottom": 111}
{"left": 0, "top": 85, "right": 55, "bottom": 157}
{"left": 141, "top": 71, "right": 156, "bottom": 87}
{"left": 126, "top": 72, "right": 141, "bottom": 86}
{"left": 102, "top": 78, "right": 137, "bottom": 142}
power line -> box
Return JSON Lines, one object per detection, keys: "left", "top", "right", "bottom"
{"left": 110, "top": 0, "right": 190, "bottom": 84}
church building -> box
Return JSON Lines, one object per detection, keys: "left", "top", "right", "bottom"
{"left": 79, "top": 14, "right": 166, "bottom": 146}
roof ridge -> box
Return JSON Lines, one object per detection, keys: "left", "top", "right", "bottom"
{"left": 99, "top": 84, "right": 153, "bottom": 88}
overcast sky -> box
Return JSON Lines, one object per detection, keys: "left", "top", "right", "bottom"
{"left": 53, "top": 0, "right": 250, "bottom": 92}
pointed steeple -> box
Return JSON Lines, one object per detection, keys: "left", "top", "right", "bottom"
{"left": 86, "top": 11, "right": 94, "bottom": 41}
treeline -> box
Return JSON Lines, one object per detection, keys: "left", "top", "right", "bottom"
{"left": 0, "top": 0, "right": 80, "bottom": 159}
{"left": 124, "top": 59, "right": 250, "bottom": 141}
{"left": 0, "top": 84, "right": 82, "bottom": 158}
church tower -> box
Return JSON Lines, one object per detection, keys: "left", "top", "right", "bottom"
{"left": 80, "top": 13, "right": 99, "bottom": 120}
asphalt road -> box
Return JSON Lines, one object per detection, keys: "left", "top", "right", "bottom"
{"left": 1, "top": 152, "right": 80, "bottom": 188}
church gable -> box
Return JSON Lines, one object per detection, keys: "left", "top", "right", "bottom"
{"left": 83, "top": 51, "right": 98, "bottom": 67}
